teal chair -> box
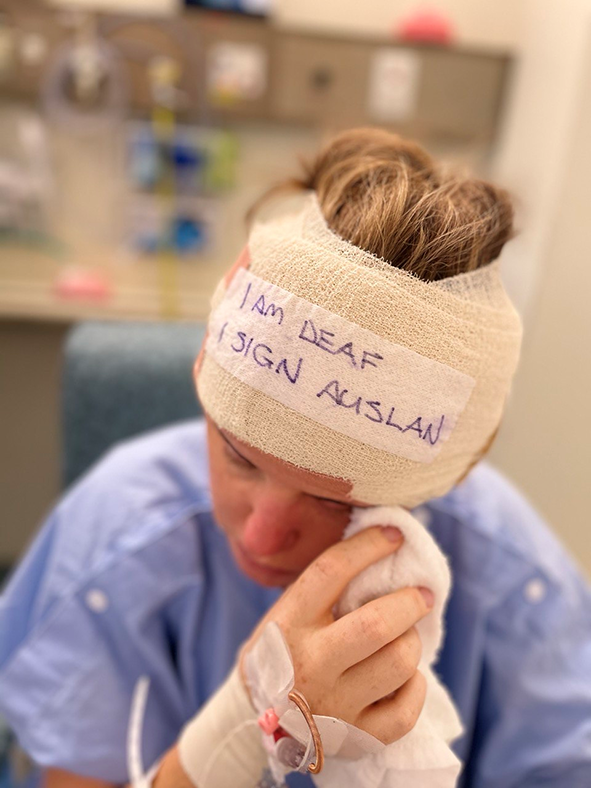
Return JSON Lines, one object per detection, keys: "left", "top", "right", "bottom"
{"left": 62, "top": 321, "right": 207, "bottom": 487}
{"left": 0, "top": 321, "right": 208, "bottom": 788}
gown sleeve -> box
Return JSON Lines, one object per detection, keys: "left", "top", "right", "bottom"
{"left": 0, "top": 447, "right": 208, "bottom": 784}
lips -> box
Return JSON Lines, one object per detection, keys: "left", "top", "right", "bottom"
{"left": 233, "top": 540, "right": 295, "bottom": 580}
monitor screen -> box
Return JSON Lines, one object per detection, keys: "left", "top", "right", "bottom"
{"left": 185, "top": 0, "right": 270, "bottom": 17}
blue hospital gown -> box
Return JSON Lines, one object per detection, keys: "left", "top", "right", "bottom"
{"left": 0, "top": 419, "right": 590, "bottom": 787}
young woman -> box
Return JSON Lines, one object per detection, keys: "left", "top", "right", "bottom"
{"left": 0, "top": 129, "right": 589, "bottom": 788}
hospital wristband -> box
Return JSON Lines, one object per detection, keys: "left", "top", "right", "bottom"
{"left": 177, "top": 663, "right": 268, "bottom": 788}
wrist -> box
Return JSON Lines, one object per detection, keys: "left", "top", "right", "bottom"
{"left": 151, "top": 747, "right": 193, "bottom": 788}
{"left": 177, "top": 663, "right": 268, "bottom": 788}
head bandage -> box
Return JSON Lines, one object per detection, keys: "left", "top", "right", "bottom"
{"left": 196, "top": 192, "right": 522, "bottom": 506}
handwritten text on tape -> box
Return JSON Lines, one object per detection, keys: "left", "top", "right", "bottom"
{"left": 206, "top": 269, "right": 475, "bottom": 463}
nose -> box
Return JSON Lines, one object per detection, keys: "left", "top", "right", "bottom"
{"left": 241, "top": 489, "right": 300, "bottom": 558}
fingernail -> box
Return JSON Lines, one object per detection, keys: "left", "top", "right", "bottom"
{"left": 418, "top": 587, "right": 435, "bottom": 607}
{"left": 381, "top": 525, "right": 403, "bottom": 543}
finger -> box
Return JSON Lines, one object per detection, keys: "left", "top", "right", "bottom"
{"left": 357, "top": 669, "right": 427, "bottom": 745}
{"left": 290, "top": 525, "right": 404, "bottom": 623}
{"left": 341, "top": 626, "right": 422, "bottom": 707}
{"left": 325, "top": 587, "right": 432, "bottom": 670}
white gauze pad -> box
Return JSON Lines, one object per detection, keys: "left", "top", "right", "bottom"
{"left": 197, "top": 192, "right": 523, "bottom": 506}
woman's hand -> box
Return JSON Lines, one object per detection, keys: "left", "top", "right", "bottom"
{"left": 239, "top": 525, "right": 433, "bottom": 745}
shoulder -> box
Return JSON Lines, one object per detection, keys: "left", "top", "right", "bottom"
{"left": 86, "top": 416, "right": 212, "bottom": 513}
{"left": 424, "top": 460, "right": 588, "bottom": 606}
{"left": 0, "top": 420, "right": 221, "bottom": 779}
{"left": 1, "top": 419, "right": 213, "bottom": 636}
{"left": 59, "top": 418, "right": 211, "bottom": 565}
{"left": 432, "top": 473, "right": 591, "bottom": 785}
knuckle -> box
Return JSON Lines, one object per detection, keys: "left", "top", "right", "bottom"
{"left": 306, "top": 633, "right": 331, "bottom": 674}
{"left": 311, "top": 552, "right": 340, "bottom": 581}
{"left": 415, "top": 669, "right": 428, "bottom": 703}
{"left": 392, "top": 631, "right": 422, "bottom": 679}
{"left": 393, "top": 676, "right": 426, "bottom": 739}
{"left": 396, "top": 705, "right": 418, "bottom": 737}
{"left": 403, "top": 626, "right": 423, "bottom": 668}
{"left": 357, "top": 717, "right": 390, "bottom": 746}
{"left": 370, "top": 712, "right": 413, "bottom": 746}
{"left": 360, "top": 606, "right": 389, "bottom": 642}
{"left": 372, "top": 730, "right": 391, "bottom": 746}
{"left": 360, "top": 671, "right": 428, "bottom": 746}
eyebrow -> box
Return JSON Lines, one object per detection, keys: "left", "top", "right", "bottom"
{"left": 218, "top": 428, "right": 359, "bottom": 508}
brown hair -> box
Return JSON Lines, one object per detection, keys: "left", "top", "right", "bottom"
{"left": 251, "top": 127, "right": 515, "bottom": 282}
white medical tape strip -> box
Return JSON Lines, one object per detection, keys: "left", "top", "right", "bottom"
{"left": 206, "top": 268, "right": 476, "bottom": 464}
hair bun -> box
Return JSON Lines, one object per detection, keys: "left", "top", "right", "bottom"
{"left": 252, "top": 127, "right": 514, "bottom": 282}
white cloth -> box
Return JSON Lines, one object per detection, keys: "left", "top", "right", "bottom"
{"left": 244, "top": 505, "right": 464, "bottom": 787}
{"left": 325, "top": 505, "right": 464, "bottom": 786}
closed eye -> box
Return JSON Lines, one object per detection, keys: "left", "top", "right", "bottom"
{"left": 313, "top": 495, "right": 352, "bottom": 511}
{"left": 224, "top": 442, "right": 257, "bottom": 470}
{"left": 218, "top": 430, "right": 259, "bottom": 470}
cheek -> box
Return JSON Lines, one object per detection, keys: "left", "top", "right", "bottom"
{"left": 208, "top": 459, "right": 251, "bottom": 533}
{"left": 298, "top": 507, "right": 351, "bottom": 563}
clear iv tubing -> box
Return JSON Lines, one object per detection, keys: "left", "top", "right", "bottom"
{"left": 127, "top": 676, "right": 159, "bottom": 788}
{"left": 127, "top": 675, "right": 316, "bottom": 788}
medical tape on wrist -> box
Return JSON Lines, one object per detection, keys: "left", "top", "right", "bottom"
{"left": 177, "top": 663, "right": 268, "bottom": 788}
{"left": 196, "top": 191, "right": 523, "bottom": 507}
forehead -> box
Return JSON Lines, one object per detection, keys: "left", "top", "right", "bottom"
{"left": 207, "top": 416, "right": 370, "bottom": 506}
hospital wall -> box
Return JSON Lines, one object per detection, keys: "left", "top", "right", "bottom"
{"left": 488, "top": 0, "right": 591, "bottom": 579}
{"left": 274, "top": 0, "right": 524, "bottom": 50}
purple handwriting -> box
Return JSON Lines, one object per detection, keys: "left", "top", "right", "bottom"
{"left": 298, "top": 319, "right": 383, "bottom": 371}
{"left": 316, "top": 379, "right": 445, "bottom": 445}
{"left": 218, "top": 323, "right": 302, "bottom": 384}
{"left": 239, "top": 282, "right": 284, "bottom": 325}
{"left": 226, "top": 282, "right": 445, "bottom": 447}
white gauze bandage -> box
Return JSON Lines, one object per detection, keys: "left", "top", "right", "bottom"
{"left": 177, "top": 662, "right": 269, "bottom": 787}
{"left": 196, "top": 192, "right": 522, "bottom": 506}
